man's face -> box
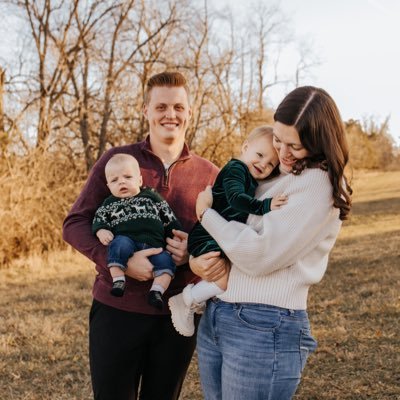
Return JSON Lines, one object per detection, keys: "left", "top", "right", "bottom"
{"left": 143, "top": 86, "right": 192, "bottom": 146}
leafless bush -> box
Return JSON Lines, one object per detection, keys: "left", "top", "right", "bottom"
{"left": 0, "top": 147, "right": 85, "bottom": 266}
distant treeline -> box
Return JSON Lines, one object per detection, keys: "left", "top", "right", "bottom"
{"left": 0, "top": 0, "right": 399, "bottom": 265}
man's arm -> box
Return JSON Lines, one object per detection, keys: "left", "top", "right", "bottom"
{"left": 63, "top": 155, "right": 110, "bottom": 268}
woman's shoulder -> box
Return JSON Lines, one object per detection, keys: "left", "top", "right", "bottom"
{"left": 287, "top": 169, "right": 335, "bottom": 209}
{"left": 295, "top": 167, "right": 331, "bottom": 189}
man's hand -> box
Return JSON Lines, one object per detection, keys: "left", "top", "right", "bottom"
{"left": 96, "top": 229, "right": 114, "bottom": 245}
{"left": 166, "top": 229, "right": 189, "bottom": 266}
{"left": 190, "top": 251, "right": 229, "bottom": 282}
{"left": 125, "top": 247, "right": 162, "bottom": 281}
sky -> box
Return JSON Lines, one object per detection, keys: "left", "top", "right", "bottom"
{"left": 258, "top": 0, "right": 400, "bottom": 145}
{"left": 1, "top": 0, "right": 399, "bottom": 145}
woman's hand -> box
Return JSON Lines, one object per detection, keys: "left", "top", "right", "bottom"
{"left": 196, "top": 185, "right": 213, "bottom": 221}
{"left": 125, "top": 247, "right": 162, "bottom": 281}
{"left": 190, "top": 251, "right": 229, "bottom": 282}
{"left": 166, "top": 229, "right": 189, "bottom": 266}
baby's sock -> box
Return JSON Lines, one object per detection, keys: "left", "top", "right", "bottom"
{"left": 148, "top": 284, "right": 165, "bottom": 310}
{"left": 110, "top": 276, "right": 126, "bottom": 297}
{"left": 150, "top": 283, "right": 165, "bottom": 294}
{"left": 191, "top": 280, "right": 224, "bottom": 303}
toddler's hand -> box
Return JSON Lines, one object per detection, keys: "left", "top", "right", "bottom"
{"left": 96, "top": 229, "right": 114, "bottom": 245}
{"left": 270, "top": 194, "right": 288, "bottom": 210}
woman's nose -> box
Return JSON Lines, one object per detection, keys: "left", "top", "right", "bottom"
{"left": 279, "top": 143, "right": 290, "bottom": 158}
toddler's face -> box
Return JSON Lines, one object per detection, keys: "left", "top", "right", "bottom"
{"left": 239, "top": 135, "right": 279, "bottom": 180}
{"left": 106, "top": 161, "right": 142, "bottom": 198}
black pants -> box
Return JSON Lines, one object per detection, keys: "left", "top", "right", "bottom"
{"left": 89, "top": 299, "right": 198, "bottom": 400}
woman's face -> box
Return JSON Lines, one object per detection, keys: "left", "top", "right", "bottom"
{"left": 272, "top": 121, "right": 310, "bottom": 173}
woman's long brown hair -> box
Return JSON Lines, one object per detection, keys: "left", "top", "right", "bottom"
{"left": 274, "top": 86, "right": 352, "bottom": 220}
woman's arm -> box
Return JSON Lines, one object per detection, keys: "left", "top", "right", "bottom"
{"left": 201, "top": 170, "right": 340, "bottom": 276}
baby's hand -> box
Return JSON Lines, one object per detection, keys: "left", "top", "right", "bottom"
{"left": 270, "top": 194, "right": 288, "bottom": 210}
{"left": 96, "top": 229, "right": 114, "bottom": 245}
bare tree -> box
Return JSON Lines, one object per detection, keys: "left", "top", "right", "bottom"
{"left": 2, "top": 0, "right": 321, "bottom": 168}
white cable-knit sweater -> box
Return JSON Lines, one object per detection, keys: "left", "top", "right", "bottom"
{"left": 201, "top": 167, "right": 342, "bottom": 310}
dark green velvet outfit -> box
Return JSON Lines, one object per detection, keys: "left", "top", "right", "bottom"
{"left": 188, "top": 159, "right": 273, "bottom": 257}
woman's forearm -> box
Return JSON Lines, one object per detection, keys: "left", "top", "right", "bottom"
{"left": 201, "top": 171, "right": 340, "bottom": 276}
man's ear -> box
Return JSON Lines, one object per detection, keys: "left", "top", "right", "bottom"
{"left": 143, "top": 103, "right": 148, "bottom": 118}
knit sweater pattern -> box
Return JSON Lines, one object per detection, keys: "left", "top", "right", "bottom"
{"left": 63, "top": 137, "right": 219, "bottom": 314}
{"left": 92, "top": 188, "right": 181, "bottom": 248}
{"left": 201, "top": 168, "right": 343, "bottom": 310}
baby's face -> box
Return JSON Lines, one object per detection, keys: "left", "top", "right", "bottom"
{"left": 106, "top": 161, "right": 142, "bottom": 198}
{"left": 239, "top": 135, "right": 279, "bottom": 180}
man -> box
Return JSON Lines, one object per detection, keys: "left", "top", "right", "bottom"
{"left": 63, "top": 72, "right": 219, "bottom": 400}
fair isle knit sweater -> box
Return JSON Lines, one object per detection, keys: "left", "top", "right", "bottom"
{"left": 92, "top": 188, "right": 182, "bottom": 248}
{"left": 201, "top": 167, "right": 343, "bottom": 310}
{"left": 63, "top": 137, "right": 219, "bottom": 315}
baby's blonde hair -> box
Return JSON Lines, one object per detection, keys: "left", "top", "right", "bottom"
{"left": 105, "top": 153, "right": 140, "bottom": 178}
{"left": 246, "top": 125, "right": 274, "bottom": 142}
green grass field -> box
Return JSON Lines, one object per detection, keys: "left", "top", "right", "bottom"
{"left": 0, "top": 171, "right": 399, "bottom": 399}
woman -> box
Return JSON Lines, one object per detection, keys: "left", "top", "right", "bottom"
{"left": 190, "top": 86, "right": 352, "bottom": 400}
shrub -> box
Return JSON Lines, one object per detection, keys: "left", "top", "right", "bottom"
{"left": 0, "top": 147, "right": 86, "bottom": 266}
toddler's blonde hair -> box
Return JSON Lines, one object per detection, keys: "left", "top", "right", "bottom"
{"left": 246, "top": 125, "right": 274, "bottom": 143}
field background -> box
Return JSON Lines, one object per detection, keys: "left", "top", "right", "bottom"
{"left": 0, "top": 170, "right": 399, "bottom": 399}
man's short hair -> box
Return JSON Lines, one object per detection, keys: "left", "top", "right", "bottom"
{"left": 144, "top": 71, "right": 190, "bottom": 104}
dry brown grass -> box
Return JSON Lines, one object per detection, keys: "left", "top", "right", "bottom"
{"left": 0, "top": 170, "right": 399, "bottom": 399}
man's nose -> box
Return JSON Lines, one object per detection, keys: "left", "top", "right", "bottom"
{"left": 165, "top": 107, "right": 176, "bottom": 119}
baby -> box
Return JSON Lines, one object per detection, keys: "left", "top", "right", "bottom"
{"left": 92, "top": 153, "right": 182, "bottom": 309}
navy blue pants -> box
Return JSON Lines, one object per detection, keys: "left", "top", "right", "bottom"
{"left": 108, "top": 235, "right": 176, "bottom": 277}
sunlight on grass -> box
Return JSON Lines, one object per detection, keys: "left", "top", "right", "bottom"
{"left": 0, "top": 170, "right": 399, "bottom": 400}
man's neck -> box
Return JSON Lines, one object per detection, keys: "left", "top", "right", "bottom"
{"left": 149, "top": 138, "right": 185, "bottom": 164}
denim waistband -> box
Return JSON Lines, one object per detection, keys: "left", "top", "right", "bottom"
{"left": 210, "top": 297, "right": 308, "bottom": 318}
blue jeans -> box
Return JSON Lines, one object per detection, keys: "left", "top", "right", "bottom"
{"left": 108, "top": 235, "right": 176, "bottom": 277}
{"left": 197, "top": 299, "right": 317, "bottom": 400}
